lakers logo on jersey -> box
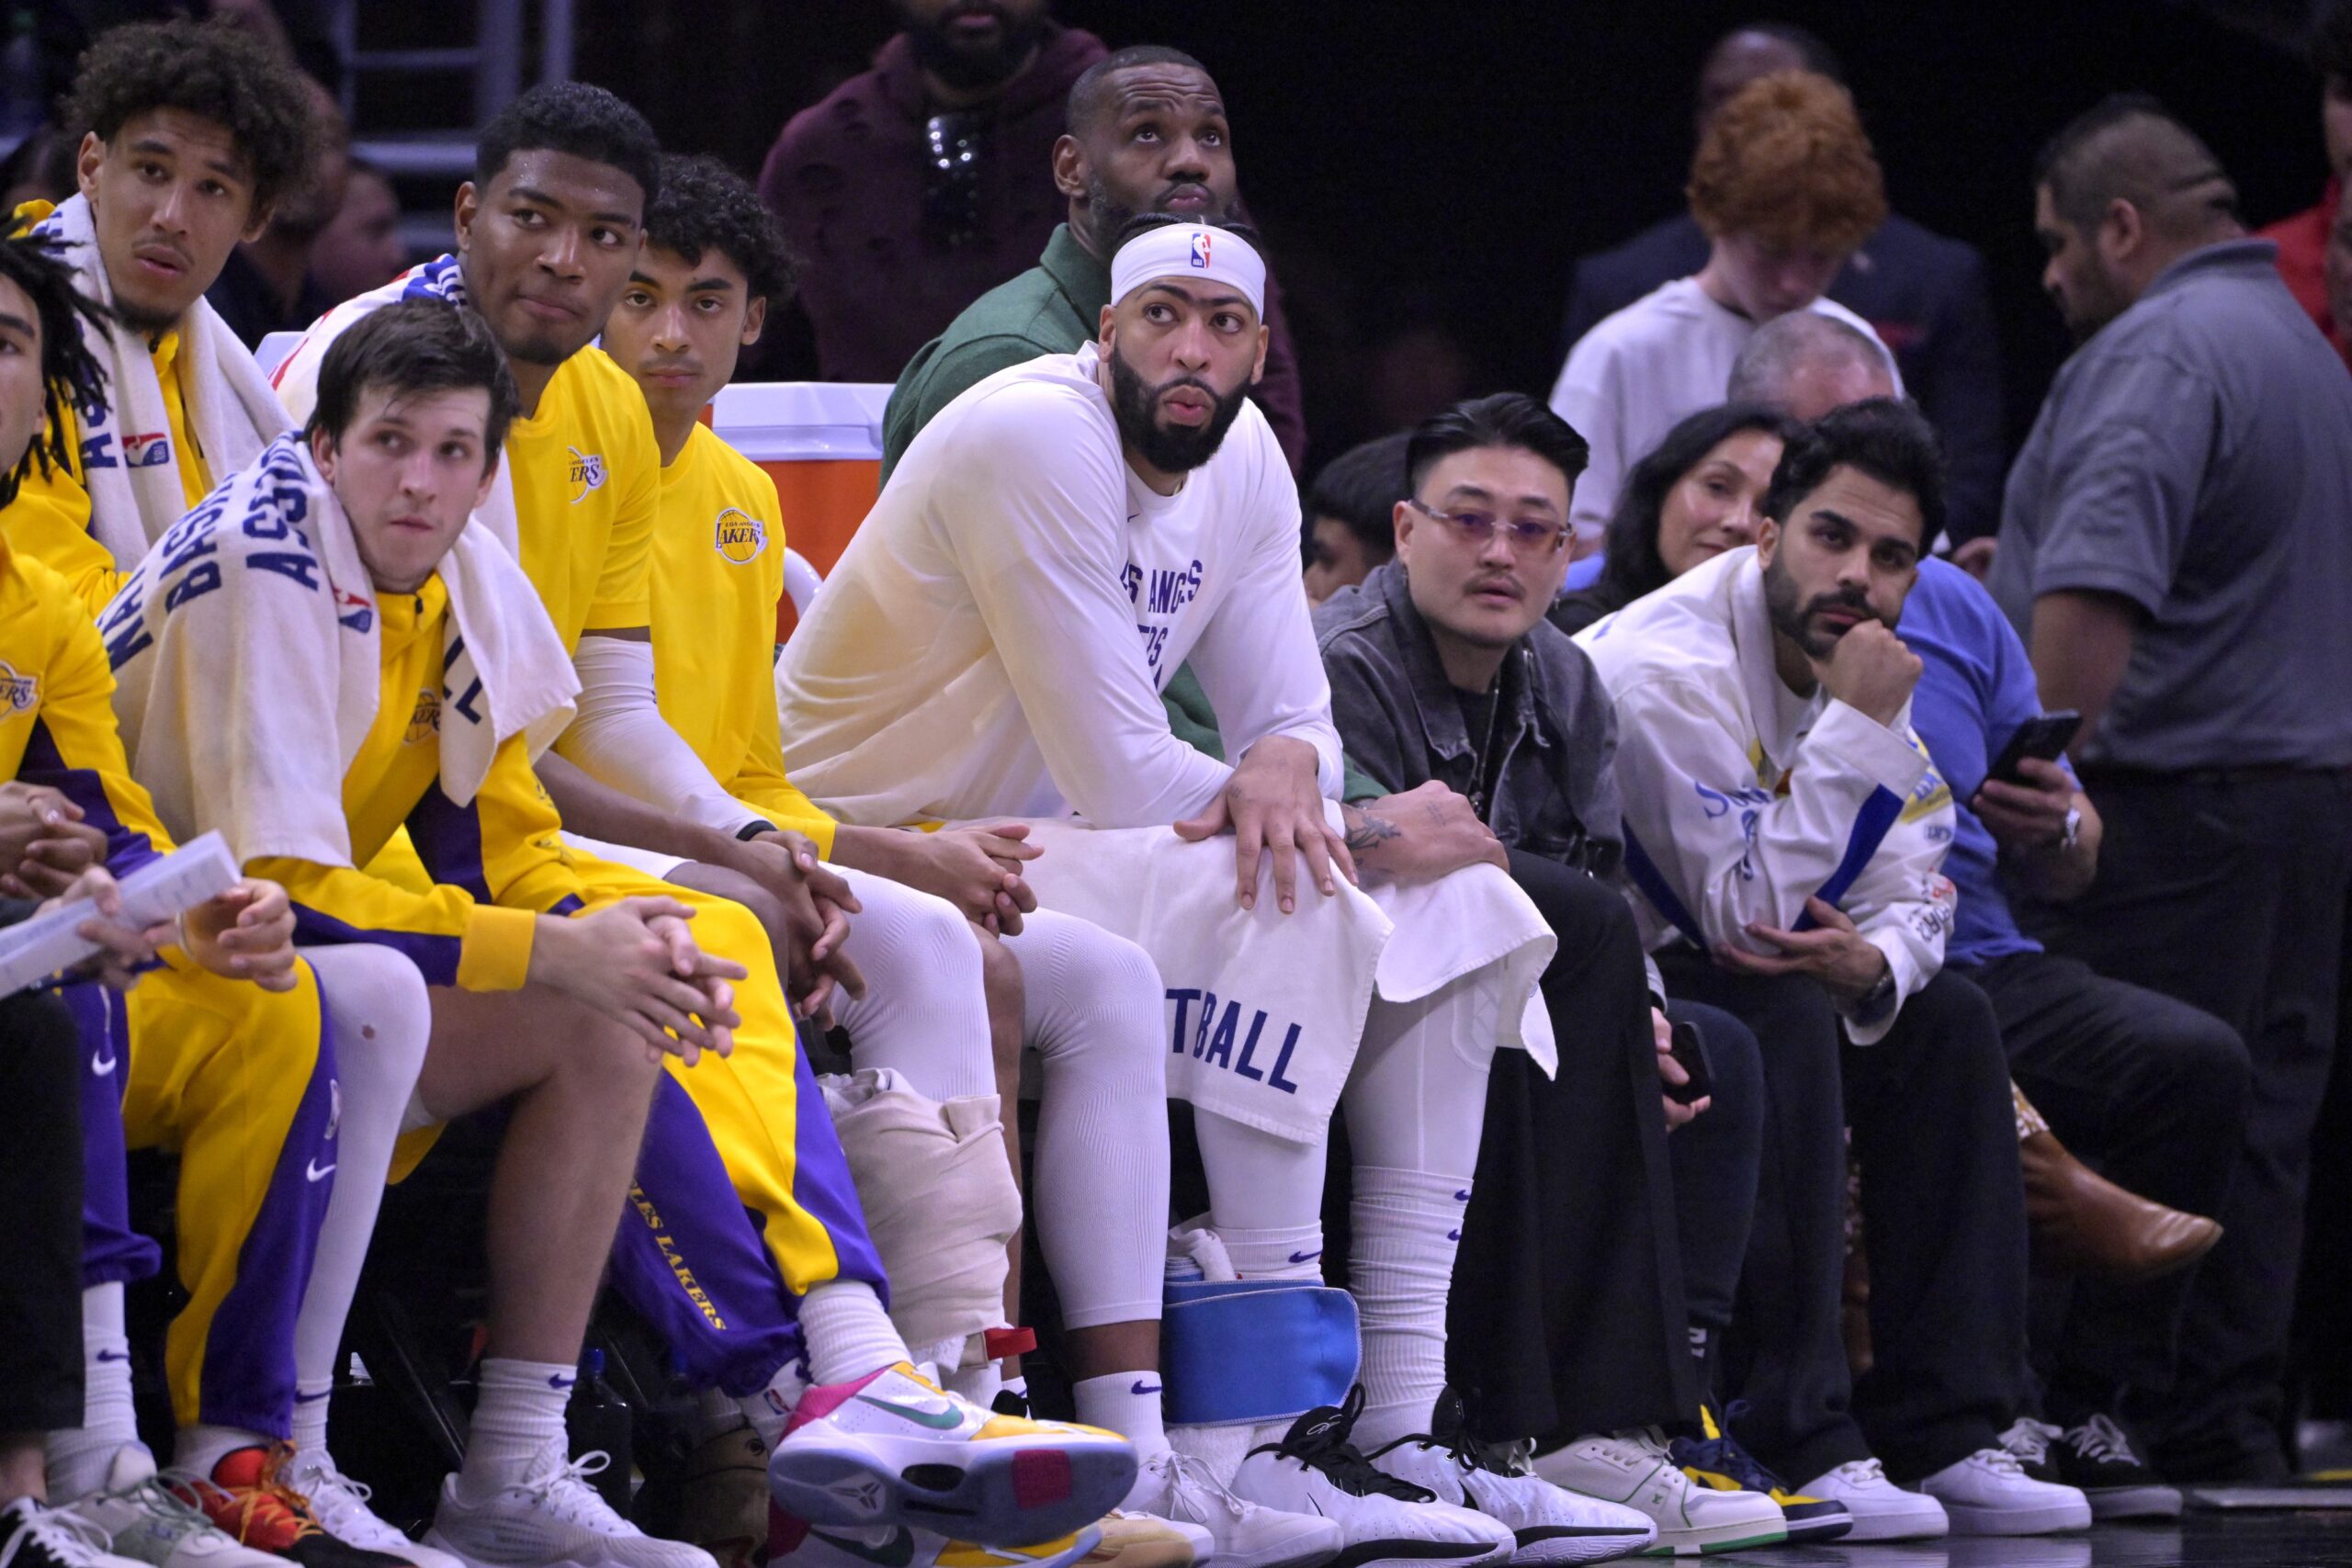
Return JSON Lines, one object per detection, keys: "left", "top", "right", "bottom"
{"left": 404, "top": 688, "right": 441, "bottom": 744}
{"left": 568, "top": 446, "right": 607, "bottom": 503}
{"left": 715, "top": 507, "right": 768, "bottom": 565}
{"left": 0, "top": 660, "right": 37, "bottom": 713}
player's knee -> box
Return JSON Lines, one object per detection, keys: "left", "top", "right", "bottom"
{"left": 974, "top": 924, "right": 1024, "bottom": 1074}
{"left": 563, "top": 1010, "right": 668, "bottom": 1103}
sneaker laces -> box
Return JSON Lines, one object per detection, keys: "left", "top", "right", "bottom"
{"left": 11, "top": 1503, "right": 119, "bottom": 1568}
{"left": 93, "top": 1474, "right": 220, "bottom": 1546}
{"left": 1973, "top": 1448, "right": 2029, "bottom": 1479}
{"left": 1997, "top": 1418, "right": 2063, "bottom": 1468}
{"left": 1150, "top": 1450, "right": 1254, "bottom": 1522}
{"left": 1671, "top": 1428, "right": 1789, "bottom": 1495}
{"left": 1246, "top": 1388, "right": 1433, "bottom": 1503}
{"left": 510, "top": 1450, "right": 635, "bottom": 1532}
{"left": 286, "top": 1455, "right": 390, "bottom": 1543}
{"left": 1824, "top": 1457, "right": 1889, "bottom": 1488}
{"left": 168, "top": 1446, "right": 328, "bottom": 1546}
{"left": 2066, "top": 1414, "right": 2142, "bottom": 1468}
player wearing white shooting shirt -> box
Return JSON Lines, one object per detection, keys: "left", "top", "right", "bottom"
{"left": 781, "top": 221, "right": 1657, "bottom": 1567}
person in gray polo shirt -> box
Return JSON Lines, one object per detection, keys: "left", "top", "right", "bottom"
{"left": 1991, "top": 95, "right": 2352, "bottom": 1483}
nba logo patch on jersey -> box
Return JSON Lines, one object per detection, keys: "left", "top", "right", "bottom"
{"left": 122, "top": 432, "right": 171, "bottom": 468}
{"left": 0, "top": 660, "right": 36, "bottom": 713}
{"left": 1189, "top": 231, "right": 1211, "bottom": 268}
{"left": 568, "top": 446, "right": 607, "bottom": 503}
{"left": 715, "top": 507, "right": 768, "bottom": 564}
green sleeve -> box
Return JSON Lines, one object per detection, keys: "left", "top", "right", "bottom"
{"left": 880, "top": 334, "right": 1056, "bottom": 481}
{"left": 1162, "top": 662, "right": 1386, "bottom": 803}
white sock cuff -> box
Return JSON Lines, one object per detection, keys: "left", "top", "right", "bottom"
{"left": 799, "top": 1280, "right": 915, "bottom": 1387}
{"left": 1218, "top": 1223, "right": 1327, "bottom": 1280}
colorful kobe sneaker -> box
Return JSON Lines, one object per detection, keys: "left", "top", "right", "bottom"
{"left": 1669, "top": 1407, "right": 1850, "bottom": 1545}
{"left": 164, "top": 1448, "right": 415, "bottom": 1568}
{"left": 1366, "top": 1393, "right": 1657, "bottom": 1564}
{"left": 1, "top": 1496, "right": 150, "bottom": 1568}
{"left": 424, "top": 1443, "right": 715, "bottom": 1568}
{"left": 766, "top": 1363, "right": 1136, "bottom": 1547}
{"left": 1229, "top": 1388, "right": 1514, "bottom": 1568}
{"left": 764, "top": 1503, "right": 1101, "bottom": 1568}
{"left": 62, "top": 1448, "right": 283, "bottom": 1568}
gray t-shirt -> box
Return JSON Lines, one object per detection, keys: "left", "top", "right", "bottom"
{"left": 1989, "top": 239, "right": 2352, "bottom": 770}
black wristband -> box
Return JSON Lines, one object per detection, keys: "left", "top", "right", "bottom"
{"left": 735, "top": 819, "right": 779, "bottom": 842}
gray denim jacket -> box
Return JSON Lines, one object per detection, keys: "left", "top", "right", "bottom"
{"left": 1313, "top": 563, "right": 1625, "bottom": 875}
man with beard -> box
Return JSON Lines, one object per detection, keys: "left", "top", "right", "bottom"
{"left": 783, "top": 220, "right": 1660, "bottom": 1567}
{"left": 881, "top": 42, "right": 1306, "bottom": 470}
{"left": 758, "top": 1, "right": 1103, "bottom": 383}
{"left": 1576, "top": 401, "right": 2089, "bottom": 1539}
{"left": 1989, "top": 97, "right": 2352, "bottom": 1483}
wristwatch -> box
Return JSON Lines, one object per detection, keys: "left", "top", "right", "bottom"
{"left": 1854, "top": 964, "right": 1899, "bottom": 1021}
{"left": 2061, "top": 806, "right": 2082, "bottom": 852}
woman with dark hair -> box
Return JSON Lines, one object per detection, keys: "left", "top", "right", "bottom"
{"left": 1552, "top": 402, "right": 1793, "bottom": 634}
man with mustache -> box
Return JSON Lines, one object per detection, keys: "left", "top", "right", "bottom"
{"left": 1575, "top": 401, "right": 2088, "bottom": 1539}
{"left": 881, "top": 42, "right": 1306, "bottom": 471}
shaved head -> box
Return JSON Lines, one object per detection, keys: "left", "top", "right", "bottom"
{"left": 2034, "top": 95, "right": 2240, "bottom": 242}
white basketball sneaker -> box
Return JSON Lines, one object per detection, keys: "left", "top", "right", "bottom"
{"left": 1793, "top": 1459, "right": 1950, "bottom": 1543}
{"left": 1124, "top": 1448, "right": 1340, "bottom": 1568}
{"left": 1365, "top": 1396, "right": 1657, "bottom": 1564}
{"left": 766, "top": 1363, "right": 1136, "bottom": 1547}
{"left": 1530, "top": 1430, "right": 1785, "bottom": 1556}
{"left": 62, "top": 1448, "right": 286, "bottom": 1568}
{"left": 1915, "top": 1450, "right": 2091, "bottom": 1537}
{"left": 1229, "top": 1391, "right": 1514, "bottom": 1568}
{"left": 424, "top": 1443, "right": 718, "bottom": 1568}
{"left": 283, "top": 1450, "right": 467, "bottom": 1568}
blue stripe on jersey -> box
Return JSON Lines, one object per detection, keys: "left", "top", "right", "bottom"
{"left": 19, "top": 716, "right": 162, "bottom": 878}
{"left": 1623, "top": 825, "right": 1707, "bottom": 951}
{"left": 286, "top": 900, "right": 462, "bottom": 988}
{"left": 1792, "top": 784, "right": 1905, "bottom": 931}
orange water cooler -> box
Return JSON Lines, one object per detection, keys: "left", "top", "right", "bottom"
{"left": 708, "top": 382, "right": 893, "bottom": 641}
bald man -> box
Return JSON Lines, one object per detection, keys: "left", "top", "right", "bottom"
{"left": 1725, "top": 311, "right": 1895, "bottom": 420}
{"left": 1991, "top": 96, "right": 2352, "bottom": 1483}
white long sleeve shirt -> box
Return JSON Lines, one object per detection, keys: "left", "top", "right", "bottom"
{"left": 1572, "top": 547, "right": 1955, "bottom": 1043}
{"left": 777, "top": 344, "right": 1343, "bottom": 827}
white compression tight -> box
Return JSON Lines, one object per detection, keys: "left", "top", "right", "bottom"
{"left": 826, "top": 864, "right": 997, "bottom": 1100}
{"left": 1192, "top": 971, "right": 1497, "bottom": 1450}
{"left": 291, "top": 944, "right": 432, "bottom": 1457}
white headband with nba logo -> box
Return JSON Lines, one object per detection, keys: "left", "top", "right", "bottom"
{"left": 1109, "top": 224, "right": 1267, "bottom": 319}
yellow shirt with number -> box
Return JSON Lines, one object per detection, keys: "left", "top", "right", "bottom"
{"left": 504, "top": 345, "right": 660, "bottom": 649}
{"left": 647, "top": 423, "right": 837, "bottom": 855}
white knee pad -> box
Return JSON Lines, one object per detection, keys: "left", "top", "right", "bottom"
{"left": 820, "top": 1067, "right": 1022, "bottom": 1369}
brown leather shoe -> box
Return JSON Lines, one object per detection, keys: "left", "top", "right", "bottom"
{"left": 2020, "top": 1126, "right": 2223, "bottom": 1281}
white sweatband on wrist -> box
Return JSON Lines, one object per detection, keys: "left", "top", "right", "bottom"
{"left": 557, "top": 635, "right": 763, "bottom": 838}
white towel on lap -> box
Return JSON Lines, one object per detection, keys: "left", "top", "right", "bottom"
{"left": 1015, "top": 815, "right": 1556, "bottom": 1144}
{"left": 104, "top": 432, "right": 578, "bottom": 866}
{"left": 30, "top": 195, "right": 290, "bottom": 564}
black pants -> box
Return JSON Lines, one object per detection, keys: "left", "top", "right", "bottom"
{"left": 1658, "top": 954, "right": 2031, "bottom": 1483}
{"left": 1666, "top": 998, "right": 1765, "bottom": 1405}
{"left": 3, "top": 987, "right": 87, "bottom": 1433}
{"left": 1450, "top": 852, "right": 1694, "bottom": 1444}
{"left": 1966, "top": 951, "right": 2249, "bottom": 1417}
{"left": 2019, "top": 768, "right": 2352, "bottom": 1480}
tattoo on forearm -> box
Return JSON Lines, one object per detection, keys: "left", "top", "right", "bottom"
{"left": 1344, "top": 807, "right": 1400, "bottom": 852}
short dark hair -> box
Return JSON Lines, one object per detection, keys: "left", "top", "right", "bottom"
{"left": 306, "top": 300, "right": 519, "bottom": 470}
{"left": 1405, "top": 392, "right": 1590, "bottom": 499}
{"left": 1595, "top": 401, "right": 1797, "bottom": 610}
{"left": 2032, "top": 93, "right": 2237, "bottom": 235}
{"left": 0, "top": 233, "right": 112, "bottom": 507}
{"left": 474, "top": 81, "right": 661, "bottom": 210}
{"left": 62, "top": 17, "right": 314, "bottom": 213}
{"left": 1761, "top": 397, "right": 1946, "bottom": 553}
{"left": 1303, "top": 431, "right": 1410, "bottom": 564}
{"left": 1067, "top": 45, "right": 1216, "bottom": 139}
{"left": 641, "top": 152, "right": 797, "bottom": 307}
{"left": 2314, "top": 0, "right": 2352, "bottom": 80}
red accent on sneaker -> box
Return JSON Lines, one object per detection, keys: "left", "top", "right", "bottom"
{"left": 983, "top": 1328, "right": 1037, "bottom": 1360}
{"left": 172, "top": 1445, "right": 329, "bottom": 1553}
{"left": 783, "top": 1365, "right": 894, "bottom": 1435}
{"left": 1010, "top": 1450, "right": 1072, "bottom": 1509}
{"left": 765, "top": 1502, "right": 810, "bottom": 1565}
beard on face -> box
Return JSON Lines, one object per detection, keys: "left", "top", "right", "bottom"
{"left": 1079, "top": 175, "right": 1232, "bottom": 255}
{"left": 2055, "top": 259, "right": 2135, "bottom": 345}
{"left": 1107, "top": 341, "right": 1248, "bottom": 474}
{"left": 902, "top": 2, "right": 1047, "bottom": 93}
{"left": 1762, "top": 547, "right": 1886, "bottom": 660}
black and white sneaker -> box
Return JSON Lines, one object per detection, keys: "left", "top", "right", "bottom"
{"left": 1230, "top": 1388, "right": 1513, "bottom": 1568}
{"left": 2051, "top": 1416, "right": 2180, "bottom": 1520}
{"left": 2, "top": 1497, "right": 149, "bottom": 1568}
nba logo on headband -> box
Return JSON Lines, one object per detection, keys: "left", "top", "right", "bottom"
{"left": 1189, "top": 231, "right": 1211, "bottom": 268}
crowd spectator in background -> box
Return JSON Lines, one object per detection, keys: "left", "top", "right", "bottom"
{"left": 1300, "top": 429, "right": 1407, "bottom": 605}
{"left": 1561, "top": 22, "right": 2005, "bottom": 548}
{"left": 1992, "top": 96, "right": 2352, "bottom": 1483}
{"left": 1727, "top": 310, "right": 1897, "bottom": 422}
{"left": 308, "top": 157, "right": 408, "bottom": 303}
{"left": 204, "top": 75, "right": 346, "bottom": 346}
{"left": 1548, "top": 71, "right": 1897, "bottom": 551}
{"left": 880, "top": 42, "right": 1306, "bottom": 468}
{"left": 0, "top": 129, "right": 76, "bottom": 214}
{"left": 758, "top": 0, "right": 1104, "bottom": 383}
{"left": 2257, "top": 0, "right": 2352, "bottom": 367}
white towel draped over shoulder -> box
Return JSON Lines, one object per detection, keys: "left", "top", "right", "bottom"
{"left": 103, "top": 433, "right": 579, "bottom": 866}
{"left": 1012, "top": 812, "right": 1557, "bottom": 1144}
{"left": 30, "top": 195, "right": 290, "bottom": 564}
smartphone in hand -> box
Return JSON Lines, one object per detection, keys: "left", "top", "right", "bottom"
{"left": 1986, "top": 710, "right": 2080, "bottom": 787}
{"left": 1665, "top": 1020, "right": 1714, "bottom": 1107}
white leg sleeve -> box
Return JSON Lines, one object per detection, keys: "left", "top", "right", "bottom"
{"left": 824, "top": 865, "right": 996, "bottom": 1100}
{"left": 293, "top": 946, "right": 432, "bottom": 1401}
{"left": 1338, "top": 974, "right": 1496, "bottom": 1450}
{"left": 1001, "top": 909, "right": 1170, "bottom": 1330}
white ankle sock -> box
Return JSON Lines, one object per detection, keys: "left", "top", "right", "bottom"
{"left": 174, "top": 1426, "right": 270, "bottom": 1479}
{"left": 457, "top": 1359, "right": 575, "bottom": 1503}
{"left": 1073, "top": 1371, "right": 1169, "bottom": 1461}
{"left": 1218, "top": 1223, "right": 1326, "bottom": 1281}
{"left": 45, "top": 1284, "right": 145, "bottom": 1501}
{"left": 288, "top": 1376, "right": 334, "bottom": 1461}
{"left": 1348, "top": 1167, "right": 1471, "bottom": 1451}
{"left": 799, "top": 1281, "right": 913, "bottom": 1387}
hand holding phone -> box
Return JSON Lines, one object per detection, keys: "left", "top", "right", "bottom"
{"left": 1986, "top": 710, "right": 2079, "bottom": 787}
{"left": 1664, "top": 1020, "right": 1714, "bottom": 1107}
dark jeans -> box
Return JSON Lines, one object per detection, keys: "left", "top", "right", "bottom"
{"left": 1658, "top": 954, "right": 2032, "bottom": 1483}
{"left": 1666, "top": 999, "right": 1765, "bottom": 1405}
{"left": 1965, "top": 950, "right": 2249, "bottom": 1418}
{"left": 2019, "top": 768, "right": 2352, "bottom": 1480}
{"left": 1451, "top": 852, "right": 1694, "bottom": 1443}
{"left": 2, "top": 987, "right": 87, "bottom": 1432}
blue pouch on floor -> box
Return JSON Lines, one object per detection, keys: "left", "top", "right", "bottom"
{"left": 1160, "top": 1277, "right": 1360, "bottom": 1427}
